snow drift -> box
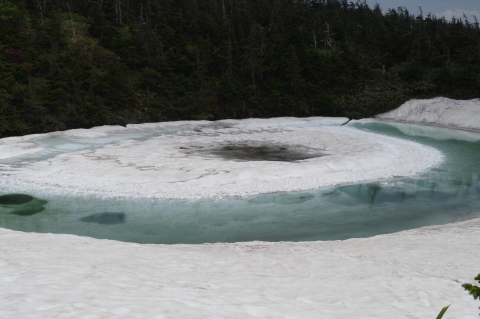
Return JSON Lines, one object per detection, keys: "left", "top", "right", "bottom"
{"left": 0, "top": 219, "right": 478, "bottom": 318}
{"left": 376, "top": 97, "right": 480, "bottom": 132}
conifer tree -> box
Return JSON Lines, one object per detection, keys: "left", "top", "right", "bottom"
{"left": 462, "top": 274, "right": 480, "bottom": 313}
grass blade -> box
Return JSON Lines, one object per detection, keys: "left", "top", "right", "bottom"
{"left": 436, "top": 305, "right": 450, "bottom": 319}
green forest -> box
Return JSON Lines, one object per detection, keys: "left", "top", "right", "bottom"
{"left": 0, "top": 0, "right": 479, "bottom": 137}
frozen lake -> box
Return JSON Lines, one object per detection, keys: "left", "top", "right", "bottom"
{"left": 1, "top": 120, "right": 479, "bottom": 244}
{"left": 3, "top": 99, "right": 480, "bottom": 319}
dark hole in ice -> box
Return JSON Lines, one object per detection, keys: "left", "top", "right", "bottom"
{"left": 212, "top": 145, "right": 320, "bottom": 161}
{"left": 11, "top": 205, "right": 45, "bottom": 216}
{"left": 185, "top": 142, "right": 325, "bottom": 162}
{"left": 80, "top": 212, "right": 126, "bottom": 225}
{"left": 0, "top": 194, "right": 34, "bottom": 205}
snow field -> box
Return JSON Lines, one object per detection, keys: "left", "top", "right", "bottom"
{"left": 0, "top": 219, "right": 479, "bottom": 318}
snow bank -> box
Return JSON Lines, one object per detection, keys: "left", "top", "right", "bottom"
{"left": 376, "top": 97, "right": 480, "bottom": 132}
{"left": 1, "top": 118, "right": 442, "bottom": 199}
{"left": 0, "top": 219, "right": 479, "bottom": 318}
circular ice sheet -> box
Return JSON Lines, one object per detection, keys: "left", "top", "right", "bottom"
{"left": 0, "top": 118, "right": 443, "bottom": 199}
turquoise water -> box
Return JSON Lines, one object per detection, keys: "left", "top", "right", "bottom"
{"left": 0, "top": 121, "right": 479, "bottom": 244}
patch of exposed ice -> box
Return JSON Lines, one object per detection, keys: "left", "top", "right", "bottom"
{"left": 0, "top": 142, "right": 44, "bottom": 160}
{"left": 0, "top": 218, "right": 478, "bottom": 318}
{"left": 61, "top": 125, "right": 128, "bottom": 139}
{"left": 1, "top": 118, "right": 443, "bottom": 199}
{"left": 376, "top": 97, "right": 480, "bottom": 132}
{"left": 0, "top": 134, "right": 51, "bottom": 159}
{"left": 127, "top": 119, "right": 213, "bottom": 130}
{"left": 0, "top": 126, "right": 130, "bottom": 161}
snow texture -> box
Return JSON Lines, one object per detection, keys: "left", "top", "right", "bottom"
{"left": 0, "top": 135, "right": 47, "bottom": 159}
{"left": 1, "top": 117, "right": 442, "bottom": 199}
{"left": 0, "top": 219, "right": 479, "bottom": 318}
{"left": 376, "top": 97, "right": 480, "bottom": 132}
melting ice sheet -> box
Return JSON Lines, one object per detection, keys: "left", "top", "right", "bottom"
{"left": 0, "top": 117, "right": 441, "bottom": 199}
{"left": 0, "top": 118, "right": 479, "bottom": 244}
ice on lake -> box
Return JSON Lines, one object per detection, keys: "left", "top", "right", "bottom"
{"left": 2, "top": 98, "right": 480, "bottom": 318}
{"left": 1, "top": 116, "right": 479, "bottom": 244}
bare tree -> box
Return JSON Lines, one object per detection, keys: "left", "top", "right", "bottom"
{"left": 115, "top": 0, "right": 123, "bottom": 24}
{"left": 37, "top": 0, "right": 45, "bottom": 25}
{"left": 323, "top": 22, "right": 336, "bottom": 49}
{"left": 67, "top": 3, "right": 76, "bottom": 37}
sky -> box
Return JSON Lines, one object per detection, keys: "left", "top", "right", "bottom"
{"left": 365, "top": 0, "right": 480, "bottom": 20}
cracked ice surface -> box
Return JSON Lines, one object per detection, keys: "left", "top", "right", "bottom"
{"left": 1, "top": 117, "right": 442, "bottom": 199}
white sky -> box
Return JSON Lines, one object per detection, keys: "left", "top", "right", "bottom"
{"left": 365, "top": 0, "right": 480, "bottom": 20}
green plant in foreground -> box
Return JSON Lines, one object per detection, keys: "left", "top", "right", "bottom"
{"left": 436, "top": 305, "right": 449, "bottom": 319}
{"left": 462, "top": 273, "right": 480, "bottom": 313}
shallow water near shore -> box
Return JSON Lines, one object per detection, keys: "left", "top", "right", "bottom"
{"left": 0, "top": 121, "right": 479, "bottom": 244}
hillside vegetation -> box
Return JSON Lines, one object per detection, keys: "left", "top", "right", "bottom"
{"left": 1, "top": 0, "right": 479, "bottom": 137}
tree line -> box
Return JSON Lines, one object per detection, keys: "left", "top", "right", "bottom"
{"left": 0, "top": 0, "right": 479, "bottom": 137}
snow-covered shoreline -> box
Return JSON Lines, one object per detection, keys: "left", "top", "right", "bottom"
{"left": 1, "top": 218, "right": 479, "bottom": 318}
{"left": 376, "top": 97, "right": 480, "bottom": 133}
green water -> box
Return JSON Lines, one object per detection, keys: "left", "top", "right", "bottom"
{"left": 0, "top": 121, "right": 479, "bottom": 244}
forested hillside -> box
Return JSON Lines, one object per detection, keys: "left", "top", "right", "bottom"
{"left": 1, "top": 0, "right": 479, "bottom": 137}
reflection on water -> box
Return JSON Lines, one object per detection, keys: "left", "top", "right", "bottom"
{"left": 248, "top": 192, "right": 315, "bottom": 205}
{"left": 0, "top": 121, "right": 479, "bottom": 244}
{"left": 10, "top": 205, "right": 46, "bottom": 216}
{"left": 80, "top": 212, "right": 126, "bottom": 225}
{"left": 334, "top": 183, "right": 458, "bottom": 206}
{"left": 0, "top": 194, "right": 47, "bottom": 216}
{"left": 337, "top": 184, "right": 416, "bottom": 205}
{"left": 0, "top": 194, "right": 34, "bottom": 205}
